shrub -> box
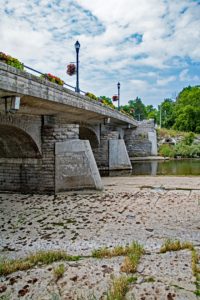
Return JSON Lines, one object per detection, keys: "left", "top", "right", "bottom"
{"left": 183, "top": 132, "right": 195, "bottom": 145}
{"left": 159, "top": 144, "right": 175, "bottom": 157}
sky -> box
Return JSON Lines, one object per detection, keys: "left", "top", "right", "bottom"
{"left": 0, "top": 0, "right": 200, "bottom": 107}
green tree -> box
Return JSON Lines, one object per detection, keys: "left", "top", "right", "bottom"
{"left": 173, "top": 86, "right": 200, "bottom": 133}
{"left": 158, "top": 98, "right": 175, "bottom": 128}
{"left": 146, "top": 105, "right": 158, "bottom": 122}
{"left": 128, "top": 97, "right": 147, "bottom": 121}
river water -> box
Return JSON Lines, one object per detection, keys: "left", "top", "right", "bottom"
{"left": 101, "top": 159, "right": 200, "bottom": 176}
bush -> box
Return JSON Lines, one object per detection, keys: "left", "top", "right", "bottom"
{"left": 159, "top": 144, "right": 175, "bottom": 157}
{"left": 174, "top": 143, "right": 200, "bottom": 158}
{"left": 183, "top": 132, "right": 195, "bottom": 145}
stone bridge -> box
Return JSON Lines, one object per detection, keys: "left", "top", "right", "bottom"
{"left": 0, "top": 62, "right": 157, "bottom": 193}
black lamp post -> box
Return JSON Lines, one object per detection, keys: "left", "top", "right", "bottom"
{"left": 74, "top": 40, "right": 80, "bottom": 93}
{"left": 117, "top": 82, "right": 120, "bottom": 110}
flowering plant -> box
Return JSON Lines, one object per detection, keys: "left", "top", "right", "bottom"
{"left": 67, "top": 63, "right": 76, "bottom": 76}
{"left": 85, "top": 92, "right": 99, "bottom": 101}
{"left": 42, "top": 73, "right": 64, "bottom": 86}
{"left": 0, "top": 52, "right": 24, "bottom": 70}
{"left": 112, "top": 95, "right": 119, "bottom": 101}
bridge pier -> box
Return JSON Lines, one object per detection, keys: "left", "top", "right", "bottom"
{"left": 0, "top": 114, "right": 102, "bottom": 193}
{"left": 92, "top": 124, "right": 132, "bottom": 171}
{"left": 124, "top": 120, "right": 157, "bottom": 157}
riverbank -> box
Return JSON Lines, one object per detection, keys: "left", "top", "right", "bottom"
{"left": 0, "top": 176, "right": 200, "bottom": 299}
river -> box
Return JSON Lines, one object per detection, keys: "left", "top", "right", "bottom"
{"left": 101, "top": 159, "right": 200, "bottom": 176}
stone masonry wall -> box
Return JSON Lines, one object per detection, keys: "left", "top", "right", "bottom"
{"left": 0, "top": 114, "right": 79, "bottom": 193}
{"left": 93, "top": 124, "right": 119, "bottom": 169}
{"left": 124, "top": 120, "right": 156, "bottom": 157}
{"left": 41, "top": 119, "right": 79, "bottom": 192}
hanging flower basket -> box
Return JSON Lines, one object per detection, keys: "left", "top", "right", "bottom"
{"left": 67, "top": 63, "right": 76, "bottom": 76}
{"left": 112, "top": 95, "right": 119, "bottom": 101}
{"left": 41, "top": 73, "right": 64, "bottom": 86}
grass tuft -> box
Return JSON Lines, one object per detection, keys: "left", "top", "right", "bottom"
{"left": 0, "top": 250, "right": 80, "bottom": 276}
{"left": 160, "top": 239, "right": 194, "bottom": 253}
{"left": 92, "top": 241, "right": 144, "bottom": 259}
{"left": 120, "top": 242, "right": 144, "bottom": 274}
{"left": 106, "top": 276, "right": 129, "bottom": 300}
{"left": 53, "top": 263, "right": 65, "bottom": 281}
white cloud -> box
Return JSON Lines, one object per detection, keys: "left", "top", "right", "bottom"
{"left": 157, "top": 75, "right": 176, "bottom": 86}
{"left": 0, "top": 0, "right": 200, "bottom": 105}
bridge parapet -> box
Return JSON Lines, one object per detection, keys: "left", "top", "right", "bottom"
{"left": 0, "top": 62, "right": 137, "bottom": 126}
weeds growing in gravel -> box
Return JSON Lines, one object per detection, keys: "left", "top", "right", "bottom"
{"left": 53, "top": 263, "right": 65, "bottom": 281}
{"left": 160, "top": 239, "right": 194, "bottom": 253}
{"left": 192, "top": 249, "right": 200, "bottom": 296}
{"left": 120, "top": 242, "right": 144, "bottom": 274}
{"left": 160, "top": 239, "right": 200, "bottom": 297}
{"left": 92, "top": 241, "right": 144, "bottom": 259}
{"left": 106, "top": 276, "right": 129, "bottom": 300}
{"left": 0, "top": 251, "right": 80, "bottom": 276}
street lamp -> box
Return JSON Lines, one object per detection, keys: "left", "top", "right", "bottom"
{"left": 74, "top": 40, "right": 80, "bottom": 93}
{"left": 117, "top": 82, "right": 120, "bottom": 111}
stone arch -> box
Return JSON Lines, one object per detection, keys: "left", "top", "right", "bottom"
{"left": 0, "top": 125, "right": 41, "bottom": 158}
{"left": 79, "top": 126, "right": 99, "bottom": 149}
{"left": 0, "top": 114, "right": 41, "bottom": 153}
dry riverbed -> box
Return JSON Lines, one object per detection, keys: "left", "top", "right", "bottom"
{"left": 0, "top": 176, "right": 200, "bottom": 299}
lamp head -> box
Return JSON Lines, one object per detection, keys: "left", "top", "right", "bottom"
{"left": 75, "top": 40, "right": 80, "bottom": 50}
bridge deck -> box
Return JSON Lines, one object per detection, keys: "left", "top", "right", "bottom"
{"left": 0, "top": 62, "right": 137, "bottom": 126}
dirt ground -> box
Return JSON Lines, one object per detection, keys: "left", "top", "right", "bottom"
{"left": 0, "top": 176, "right": 200, "bottom": 299}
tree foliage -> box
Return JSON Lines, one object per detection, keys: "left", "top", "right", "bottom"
{"left": 173, "top": 86, "right": 200, "bottom": 133}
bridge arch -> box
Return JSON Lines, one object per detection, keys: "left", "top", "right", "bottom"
{"left": 79, "top": 126, "right": 100, "bottom": 149}
{"left": 0, "top": 125, "right": 41, "bottom": 158}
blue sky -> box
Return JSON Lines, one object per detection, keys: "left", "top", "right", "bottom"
{"left": 1, "top": 0, "right": 200, "bottom": 107}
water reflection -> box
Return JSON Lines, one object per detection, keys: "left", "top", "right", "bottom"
{"left": 101, "top": 159, "right": 200, "bottom": 177}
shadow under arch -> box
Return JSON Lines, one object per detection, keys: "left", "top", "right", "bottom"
{"left": 0, "top": 125, "right": 41, "bottom": 158}
{"left": 79, "top": 126, "right": 99, "bottom": 149}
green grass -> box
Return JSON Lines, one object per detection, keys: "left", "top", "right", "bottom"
{"left": 106, "top": 276, "right": 130, "bottom": 300}
{"left": 160, "top": 239, "right": 194, "bottom": 253}
{"left": 120, "top": 242, "right": 144, "bottom": 274}
{"left": 92, "top": 241, "right": 144, "bottom": 259}
{"left": 120, "top": 253, "right": 141, "bottom": 273}
{"left": 160, "top": 239, "right": 200, "bottom": 297}
{"left": 53, "top": 263, "right": 65, "bottom": 281}
{"left": 0, "top": 250, "right": 80, "bottom": 276}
